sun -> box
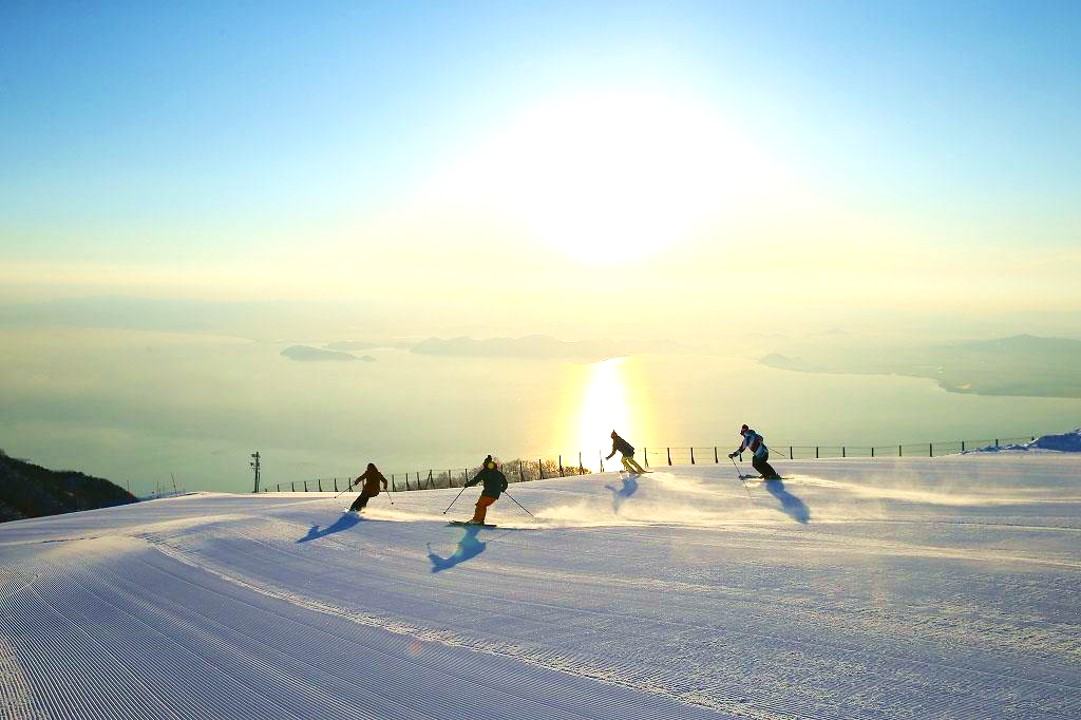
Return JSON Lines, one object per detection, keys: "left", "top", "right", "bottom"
{"left": 427, "top": 89, "right": 783, "bottom": 265}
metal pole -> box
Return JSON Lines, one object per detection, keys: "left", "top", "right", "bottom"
{"left": 334, "top": 478, "right": 352, "bottom": 499}
{"left": 442, "top": 485, "right": 468, "bottom": 514}
{"left": 503, "top": 490, "right": 535, "bottom": 518}
{"left": 729, "top": 457, "right": 753, "bottom": 500}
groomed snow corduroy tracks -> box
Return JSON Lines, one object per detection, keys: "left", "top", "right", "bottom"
{"left": 2, "top": 455, "right": 1079, "bottom": 719}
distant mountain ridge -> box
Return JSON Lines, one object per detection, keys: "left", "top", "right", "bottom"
{"left": 761, "top": 334, "right": 1081, "bottom": 399}
{"left": 0, "top": 451, "right": 137, "bottom": 522}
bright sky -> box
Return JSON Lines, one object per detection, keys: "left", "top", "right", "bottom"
{"left": 2, "top": 1, "right": 1080, "bottom": 336}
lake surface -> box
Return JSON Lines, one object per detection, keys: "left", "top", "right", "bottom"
{"left": 2, "top": 327, "right": 1078, "bottom": 494}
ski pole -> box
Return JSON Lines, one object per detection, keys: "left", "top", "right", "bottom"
{"left": 442, "top": 485, "right": 468, "bottom": 514}
{"left": 729, "top": 457, "right": 752, "bottom": 499}
{"left": 385, "top": 485, "right": 394, "bottom": 505}
{"left": 334, "top": 479, "right": 355, "bottom": 500}
{"left": 503, "top": 490, "right": 535, "bottom": 518}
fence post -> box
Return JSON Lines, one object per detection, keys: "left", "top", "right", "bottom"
{"left": 317, "top": 478, "right": 322, "bottom": 492}
{"left": 538, "top": 460, "right": 544, "bottom": 480}
{"left": 276, "top": 483, "right": 281, "bottom": 492}
{"left": 600, "top": 451, "right": 605, "bottom": 473}
{"left": 559, "top": 455, "right": 564, "bottom": 477}
{"left": 961, "top": 441, "right": 965, "bottom": 452}
{"left": 815, "top": 446, "right": 819, "bottom": 459}
{"left": 714, "top": 446, "right": 719, "bottom": 463}
{"left": 995, "top": 438, "right": 999, "bottom": 448}
{"left": 291, "top": 481, "right": 295, "bottom": 492}
{"left": 789, "top": 446, "right": 793, "bottom": 460}
{"left": 579, "top": 451, "right": 584, "bottom": 473}
{"left": 929, "top": 443, "right": 934, "bottom": 458}
{"left": 899, "top": 445, "right": 902, "bottom": 457}
{"left": 690, "top": 447, "right": 695, "bottom": 465}
{"left": 519, "top": 461, "right": 525, "bottom": 482}
{"left": 667, "top": 447, "right": 672, "bottom": 466}
{"left": 302, "top": 480, "right": 307, "bottom": 492}
{"left": 842, "top": 446, "right": 846, "bottom": 458}
{"left": 871, "top": 447, "right": 874, "bottom": 458}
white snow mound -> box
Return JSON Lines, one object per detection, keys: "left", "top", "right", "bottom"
{"left": 972, "top": 427, "right": 1081, "bottom": 453}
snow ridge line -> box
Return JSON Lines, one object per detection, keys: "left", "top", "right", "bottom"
{"left": 143, "top": 539, "right": 761, "bottom": 717}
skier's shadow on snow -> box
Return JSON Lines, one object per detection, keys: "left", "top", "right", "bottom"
{"left": 427, "top": 526, "right": 486, "bottom": 573}
{"left": 296, "top": 512, "right": 362, "bottom": 543}
{"left": 764, "top": 479, "right": 811, "bottom": 524}
{"left": 604, "top": 475, "right": 639, "bottom": 512}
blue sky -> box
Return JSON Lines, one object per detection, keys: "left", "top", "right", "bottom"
{"left": 1, "top": 1, "right": 1079, "bottom": 273}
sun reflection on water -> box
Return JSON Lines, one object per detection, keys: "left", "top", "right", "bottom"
{"left": 576, "top": 357, "right": 639, "bottom": 466}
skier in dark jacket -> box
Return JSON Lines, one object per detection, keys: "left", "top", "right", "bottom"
{"left": 729, "top": 424, "right": 780, "bottom": 480}
{"left": 606, "top": 430, "right": 648, "bottom": 474}
{"left": 349, "top": 463, "right": 388, "bottom": 512}
{"left": 464, "top": 455, "right": 508, "bottom": 525}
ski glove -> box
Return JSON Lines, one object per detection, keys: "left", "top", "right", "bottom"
{"left": 728, "top": 452, "right": 738, "bottom": 458}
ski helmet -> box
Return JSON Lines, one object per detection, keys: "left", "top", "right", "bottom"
{"left": 740, "top": 424, "right": 749, "bottom": 433}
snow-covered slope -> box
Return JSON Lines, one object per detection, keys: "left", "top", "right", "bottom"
{"left": 2, "top": 455, "right": 1079, "bottom": 719}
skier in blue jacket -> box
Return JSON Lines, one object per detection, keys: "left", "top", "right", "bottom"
{"left": 729, "top": 424, "right": 780, "bottom": 480}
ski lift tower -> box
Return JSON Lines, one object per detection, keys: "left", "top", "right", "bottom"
{"left": 250, "top": 451, "right": 261, "bottom": 493}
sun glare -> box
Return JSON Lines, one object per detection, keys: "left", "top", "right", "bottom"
{"left": 577, "top": 357, "right": 634, "bottom": 462}
{"left": 428, "top": 90, "right": 784, "bottom": 265}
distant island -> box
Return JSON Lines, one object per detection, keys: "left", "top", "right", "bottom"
{"left": 762, "top": 334, "right": 1081, "bottom": 399}
{"left": 0, "top": 451, "right": 137, "bottom": 522}
{"left": 281, "top": 345, "right": 373, "bottom": 362}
